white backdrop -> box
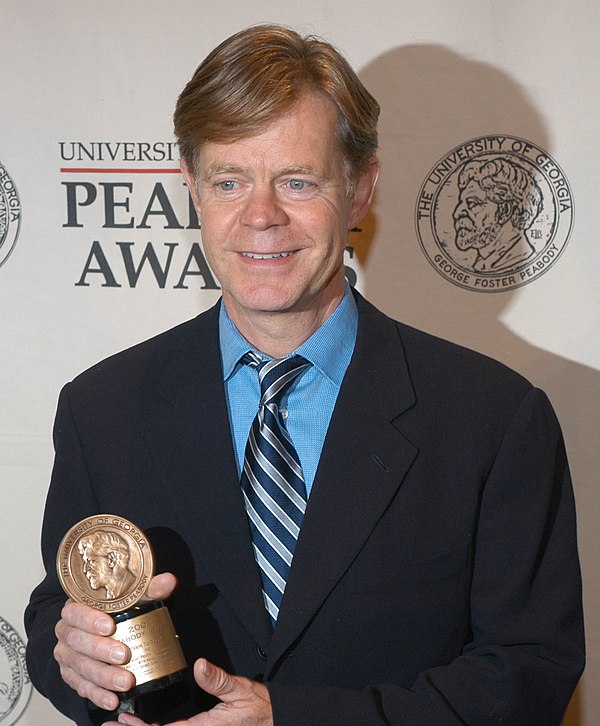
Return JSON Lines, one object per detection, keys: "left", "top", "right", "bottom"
{"left": 2, "top": 1, "right": 599, "bottom": 724}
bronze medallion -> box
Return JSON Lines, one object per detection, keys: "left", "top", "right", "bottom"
{"left": 56, "top": 515, "right": 155, "bottom": 612}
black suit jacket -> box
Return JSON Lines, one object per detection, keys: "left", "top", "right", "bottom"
{"left": 25, "top": 293, "right": 584, "bottom": 725}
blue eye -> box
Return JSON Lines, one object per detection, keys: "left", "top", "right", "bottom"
{"left": 288, "top": 179, "right": 306, "bottom": 190}
{"left": 218, "top": 180, "right": 236, "bottom": 191}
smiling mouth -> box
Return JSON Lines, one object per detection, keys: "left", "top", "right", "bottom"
{"left": 241, "top": 251, "right": 295, "bottom": 259}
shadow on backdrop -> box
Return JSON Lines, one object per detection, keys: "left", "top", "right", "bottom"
{"left": 356, "top": 43, "right": 600, "bottom": 725}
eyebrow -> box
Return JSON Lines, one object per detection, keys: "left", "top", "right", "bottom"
{"left": 204, "top": 163, "right": 323, "bottom": 179}
{"left": 204, "top": 163, "right": 246, "bottom": 178}
{"left": 277, "top": 165, "right": 322, "bottom": 177}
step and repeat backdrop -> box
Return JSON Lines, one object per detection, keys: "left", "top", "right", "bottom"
{"left": 2, "top": 2, "right": 599, "bottom": 724}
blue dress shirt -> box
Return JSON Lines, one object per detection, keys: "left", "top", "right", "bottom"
{"left": 219, "top": 287, "right": 358, "bottom": 496}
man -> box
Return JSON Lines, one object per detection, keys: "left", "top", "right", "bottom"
{"left": 78, "top": 532, "right": 137, "bottom": 601}
{"left": 25, "top": 24, "right": 583, "bottom": 726}
{"left": 453, "top": 156, "right": 543, "bottom": 272}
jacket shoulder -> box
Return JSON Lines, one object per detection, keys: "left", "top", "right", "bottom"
{"left": 356, "top": 292, "right": 534, "bottom": 404}
{"left": 67, "top": 304, "right": 219, "bottom": 398}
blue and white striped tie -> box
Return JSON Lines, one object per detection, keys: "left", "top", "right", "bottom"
{"left": 240, "top": 352, "right": 311, "bottom": 626}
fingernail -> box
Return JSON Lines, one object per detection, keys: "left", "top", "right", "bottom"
{"left": 115, "top": 672, "right": 131, "bottom": 690}
{"left": 96, "top": 618, "right": 112, "bottom": 635}
{"left": 110, "top": 645, "right": 127, "bottom": 662}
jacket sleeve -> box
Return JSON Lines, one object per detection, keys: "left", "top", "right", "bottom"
{"left": 24, "top": 384, "right": 108, "bottom": 726}
{"left": 268, "top": 388, "right": 585, "bottom": 725}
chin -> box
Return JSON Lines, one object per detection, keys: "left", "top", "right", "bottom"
{"left": 238, "top": 288, "right": 302, "bottom": 314}
{"left": 455, "top": 230, "right": 475, "bottom": 251}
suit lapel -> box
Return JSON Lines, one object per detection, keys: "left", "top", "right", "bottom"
{"left": 143, "top": 304, "right": 271, "bottom": 647}
{"left": 140, "top": 296, "right": 419, "bottom": 662}
{"left": 267, "top": 295, "right": 418, "bottom": 671}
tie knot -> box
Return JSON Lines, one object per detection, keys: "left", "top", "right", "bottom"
{"left": 242, "top": 353, "right": 310, "bottom": 406}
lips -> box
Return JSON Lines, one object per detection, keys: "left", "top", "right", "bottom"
{"left": 455, "top": 220, "right": 474, "bottom": 232}
{"left": 241, "top": 251, "right": 295, "bottom": 259}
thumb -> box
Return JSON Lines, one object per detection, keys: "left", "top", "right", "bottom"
{"left": 194, "top": 658, "right": 239, "bottom": 700}
{"left": 146, "top": 572, "right": 178, "bottom": 600}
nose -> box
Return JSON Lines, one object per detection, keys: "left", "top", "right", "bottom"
{"left": 453, "top": 199, "right": 468, "bottom": 221}
{"left": 239, "top": 184, "right": 289, "bottom": 230}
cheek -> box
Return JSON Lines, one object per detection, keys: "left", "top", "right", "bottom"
{"left": 199, "top": 198, "right": 233, "bottom": 233}
{"left": 480, "top": 205, "right": 497, "bottom": 225}
{"left": 470, "top": 210, "right": 485, "bottom": 228}
{"left": 300, "top": 203, "right": 348, "bottom": 245}
{"left": 199, "top": 218, "right": 228, "bottom": 264}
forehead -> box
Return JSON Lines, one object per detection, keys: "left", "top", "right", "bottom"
{"left": 462, "top": 178, "right": 492, "bottom": 199}
{"left": 198, "top": 93, "right": 343, "bottom": 173}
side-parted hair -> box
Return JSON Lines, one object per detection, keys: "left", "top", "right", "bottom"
{"left": 173, "top": 24, "right": 379, "bottom": 184}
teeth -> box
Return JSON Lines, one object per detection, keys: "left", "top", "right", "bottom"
{"left": 242, "top": 252, "right": 293, "bottom": 259}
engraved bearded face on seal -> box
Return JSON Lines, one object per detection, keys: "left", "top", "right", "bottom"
{"left": 77, "top": 531, "right": 135, "bottom": 599}
{"left": 453, "top": 157, "right": 543, "bottom": 253}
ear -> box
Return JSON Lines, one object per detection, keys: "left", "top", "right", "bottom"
{"left": 349, "top": 156, "right": 380, "bottom": 229}
{"left": 496, "top": 200, "right": 513, "bottom": 226}
{"left": 180, "top": 158, "right": 201, "bottom": 212}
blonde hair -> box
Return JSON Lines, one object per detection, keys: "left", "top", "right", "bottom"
{"left": 174, "top": 24, "right": 379, "bottom": 185}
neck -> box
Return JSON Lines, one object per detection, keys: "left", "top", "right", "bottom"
{"left": 479, "top": 225, "right": 522, "bottom": 260}
{"left": 224, "top": 293, "right": 344, "bottom": 358}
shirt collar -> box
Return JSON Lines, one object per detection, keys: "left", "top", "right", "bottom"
{"left": 219, "top": 284, "right": 358, "bottom": 389}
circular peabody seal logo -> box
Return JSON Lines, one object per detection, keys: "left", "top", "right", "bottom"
{"left": 57, "top": 514, "right": 155, "bottom": 612}
{"left": 415, "top": 135, "right": 573, "bottom": 292}
{"left": 0, "top": 162, "right": 21, "bottom": 269}
{"left": 0, "top": 616, "right": 32, "bottom": 725}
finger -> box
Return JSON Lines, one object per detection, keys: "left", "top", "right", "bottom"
{"left": 194, "top": 658, "right": 240, "bottom": 700}
{"left": 61, "top": 599, "right": 115, "bottom": 636}
{"left": 96, "top": 718, "right": 153, "bottom": 726}
{"left": 192, "top": 660, "right": 272, "bottom": 723}
{"left": 113, "top": 713, "right": 158, "bottom": 726}
{"left": 54, "top": 637, "right": 135, "bottom": 704}
{"left": 56, "top": 617, "right": 130, "bottom": 667}
{"left": 55, "top": 636, "right": 134, "bottom": 687}
{"left": 59, "top": 661, "right": 127, "bottom": 711}
{"left": 146, "top": 572, "right": 178, "bottom": 601}
{"left": 54, "top": 601, "right": 135, "bottom": 710}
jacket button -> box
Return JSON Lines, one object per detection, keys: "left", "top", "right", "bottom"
{"left": 256, "top": 645, "right": 268, "bottom": 660}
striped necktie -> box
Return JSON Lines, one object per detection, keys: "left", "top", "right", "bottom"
{"left": 240, "top": 352, "right": 311, "bottom": 626}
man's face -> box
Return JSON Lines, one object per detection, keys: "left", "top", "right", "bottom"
{"left": 81, "top": 547, "right": 112, "bottom": 590}
{"left": 183, "top": 93, "right": 375, "bottom": 328}
{"left": 453, "top": 179, "right": 501, "bottom": 251}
